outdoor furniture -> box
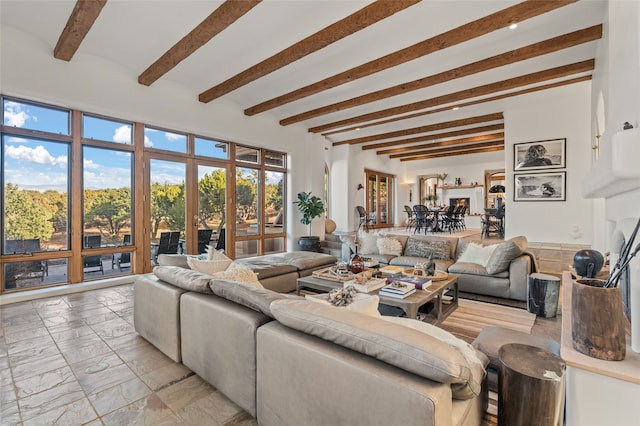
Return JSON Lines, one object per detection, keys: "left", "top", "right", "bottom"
{"left": 197, "top": 229, "right": 213, "bottom": 254}
{"left": 112, "top": 234, "right": 132, "bottom": 271}
{"left": 157, "top": 231, "right": 181, "bottom": 255}
{"left": 3, "top": 239, "right": 47, "bottom": 286}
{"left": 83, "top": 235, "right": 104, "bottom": 275}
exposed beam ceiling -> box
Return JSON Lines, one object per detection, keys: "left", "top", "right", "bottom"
{"left": 198, "top": 0, "right": 419, "bottom": 102}
{"left": 139, "top": 0, "right": 262, "bottom": 86}
{"left": 53, "top": 0, "right": 107, "bottom": 61}
{"left": 400, "top": 145, "right": 505, "bottom": 162}
{"left": 244, "top": 0, "right": 577, "bottom": 115}
{"left": 4, "top": 0, "right": 604, "bottom": 162}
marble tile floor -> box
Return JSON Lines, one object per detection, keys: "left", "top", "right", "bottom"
{"left": 0, "top": 284, "right": 256, "bottom": 426}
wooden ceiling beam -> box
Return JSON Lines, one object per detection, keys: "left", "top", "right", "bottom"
{"left": 315, "top": 59, "right": 594, "bottom": 133}
{"left": 377, "top": 133, "right": 504, "bottom": 155}
{"left": 389, "top": 140, "right": 504, "bottom": 158}
{"left": 245, "top": 0, "right": 576, "bottom": 115}
{"left": 320, "top": 75, "right": 591, "bottom": 136}
{"left": 400, "top": 145, "right": 504, "bottom": 161}
{"left": 198, "top": 0, "right": 419, "bottom": 102}
{"left": 334, "top": 112, "right": 502, "bottom": 146}
{"left": 281, "top": 24, "right": 602, "bottom": 125}
{"left": 54, "top": 0, "right": 107, "bottom": 61}
{"left": 360, "top": 124, "right": 504, "bottom": 150}
{"left": 139, "top": 0, "right": 261, "bottom": 86}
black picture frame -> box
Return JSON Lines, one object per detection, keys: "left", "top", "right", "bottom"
{"left": 514, "top": 171, "right": 566, "bottom": 202}
{"left": 514, "top": 138, "right": 566, "bottom": 171}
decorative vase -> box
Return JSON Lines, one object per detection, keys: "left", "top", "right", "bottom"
{"left": 298, "top": 236, "right": 320, "bottom": 252}
{"left": 573, "top": 249, "right": 604, "bottom": 278}
{"left": 571, "top": 278, "right": 626, "bottom": 361}
{"left": 349, "top": 253, "right": 365, "bottom": 274}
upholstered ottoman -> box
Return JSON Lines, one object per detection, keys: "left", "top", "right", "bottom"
{"left": 472, "top": 326, "right": 560, "bottom": 392}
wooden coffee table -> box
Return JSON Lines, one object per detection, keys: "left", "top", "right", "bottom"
{"left": 296, "top": 274, "right": 458, "bottom": 324}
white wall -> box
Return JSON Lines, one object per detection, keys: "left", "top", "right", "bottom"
{"left": 504, "top": 81, "right": 593, "bottom": 244}
{"left": 0, "top": 24, "right": 327, "bottom": 245}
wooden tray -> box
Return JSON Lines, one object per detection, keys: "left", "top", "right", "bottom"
{"left": 402, "top": 269, "right": 449, "bottom": 281}
{"left": 312, "top": 267, "right": 354, "bottom": 282}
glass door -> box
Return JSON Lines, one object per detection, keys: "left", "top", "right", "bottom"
{"left": 194, "top": 164, "right": 227, "bottom": 254}
{"left": 365, "top": 170, "right": 394, "bottom": 228}
{"left": 149, "top": 158, "right": 186, "bottom": 265}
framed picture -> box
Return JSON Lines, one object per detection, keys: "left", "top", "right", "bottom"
{"left": 514, "top": 138, "right": 566, "bottom": 171}
{"left": 514, "top": 172, "right": 566, "bottom": 202}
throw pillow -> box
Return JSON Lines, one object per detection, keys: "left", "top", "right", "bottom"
{"left": 206, "top": 245, "right": 231, "bottom": 262}
{"left": 153, "top": 265, "right": 214, "bottom": 294}
{"left": 457, "top": 242, "right": 497, "bottom": 267}
{"left": 485, "top": 239, "right": 525, "bottom": 274}
{"left": 305, "top": 293, "right": 381, "bottom": 318}
{"left": 357, "top": 230, "right": 379, "bottom": 255}
{"left": 376, "top": 237, "right": 403, "bottom": 256}
{"left": 187, "top": 256, "right": 232, "bottom": 275}
{"left": 404, "top": 238, "right": 451, "bottom": 260}
{"left": 211, "top": 261, "right": 263, "bottom": 287}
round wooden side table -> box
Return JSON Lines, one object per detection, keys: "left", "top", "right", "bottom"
{"left": 498, "top": 343, "right": 566, "bottom": 426}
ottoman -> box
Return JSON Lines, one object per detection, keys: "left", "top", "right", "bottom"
{"left": 472, "top": 326, "right": 560, "bottom": 392}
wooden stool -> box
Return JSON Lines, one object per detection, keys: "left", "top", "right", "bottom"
{"left": 498, "top": 343, "right": 566, "bottom": 426}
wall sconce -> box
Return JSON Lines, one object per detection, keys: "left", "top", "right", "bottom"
{"left": 357, "top": 183, "right": 363, "bottom": 190}
{"left": 409, "top": 188, "right": 413, "bottom": 203}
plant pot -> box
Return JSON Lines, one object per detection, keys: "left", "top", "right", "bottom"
{"left": 298, "top": 236, "right": 321, "bottom": 252}
{"left": 571, "top": 279, "right": 626, "bottom": 361}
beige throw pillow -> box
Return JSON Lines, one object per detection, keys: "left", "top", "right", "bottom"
{"left": 485, "top": 238, "right": 526, "bottom": 274}
{"left": 186, "top": 256, "right": 232, "bottom": 275}
{"left": 305, "top": 293, "right": 381, "bottom": 317}
{"left": 357, "top": 230, "right": 379, "bottom": 255}
{"left": 376, "top": 237, "right": 403, "bottom": 256}
{"left": 211, "top": 261, "right": 263, "bottom": 287}
{"left": 457, "top": 242, "right": 497, "bottom": 267}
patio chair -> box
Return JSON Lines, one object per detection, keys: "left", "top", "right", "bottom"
{"left": 4, "top": 239, "right": 47, "bottom": 284}
{"left": 112, "top": 234, "right": 131, "bottom": 271}
{"left": 83, "top": 235, "right": 104, "bottom": 274}
{"left": 197, "top": 229, "right": 213, "bottom": 254}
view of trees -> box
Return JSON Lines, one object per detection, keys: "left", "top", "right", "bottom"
{"left": 4, "top": 183, "right": 56, "bottom": 242}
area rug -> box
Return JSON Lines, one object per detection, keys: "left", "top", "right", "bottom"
{"left": 439, "top": 299, "right": 536, "bottom": 344}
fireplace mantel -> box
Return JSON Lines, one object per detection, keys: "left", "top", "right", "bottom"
{"left": 582, "top": 128, "right": 640, "bottom": 199}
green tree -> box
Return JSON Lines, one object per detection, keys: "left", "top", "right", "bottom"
{"left": 84, "top": 188, "right": 131, "bottom": 240}
{"left": 150, "top": 182, "right": 184, "bottom": 237}
{"left": 4, "top": 183, "right": 54, "bottom": 241}
{"left": 198, "top": 170, "right": 226, "bottom": 228}
{"left": 236, "top": 169, "right": 258, "bottom": 222}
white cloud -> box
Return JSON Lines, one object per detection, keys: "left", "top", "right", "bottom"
{"left": 3, "top": 101, "right": 31, "bottom": 127}
{"left": 165, "top": 132, "right": 183, "bottom": 141}
{"left": 144, "top": 136, "right": 153, "bottom": 147}
{"left": 4, "top": 144, "right": 67, "bottom": 167}
{"left": 113, "top": 125, "right": 132, "bottom": 144}
{"left": 84, "top": 158, "right": 100, "bottom": 169}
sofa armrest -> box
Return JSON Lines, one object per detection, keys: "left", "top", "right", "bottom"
{"left": 508, "top": 254, "right": 533, "bottom": 301}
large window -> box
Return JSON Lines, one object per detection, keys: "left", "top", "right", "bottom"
{"left": 2, "top": 99, "right": 71, "bottom": 291}
{"left": 1, "top": 95, "right": 289, "bottom": 293}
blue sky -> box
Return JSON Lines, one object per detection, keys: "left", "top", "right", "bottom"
{"left": 3, "top": 99, "right": 283, "bottom": 191}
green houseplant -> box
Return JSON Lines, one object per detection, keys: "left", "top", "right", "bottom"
{"left": 294, "top": 191, "right": 324, "bottom": 251}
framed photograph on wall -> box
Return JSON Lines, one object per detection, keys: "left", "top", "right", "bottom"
{"left": 514, "top": 138, "right": 566, "bottom": 171}
{"left": 514, "top": 172, "right": 566, "bottom": 202}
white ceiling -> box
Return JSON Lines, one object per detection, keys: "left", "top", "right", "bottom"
{"left": 1, "top": 0, "right": 606, "bottom": 155}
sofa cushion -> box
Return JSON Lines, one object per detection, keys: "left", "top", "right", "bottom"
{"left": 153, "top": 265, "right": 214, "bottom": 293}
{"left": 381, "top": 316, "right": 487, "bottom": 398}
{"left": 404, "top": 238, "right": 451, "bottom": 260}
{"left": 376, "top": 236, "right": 403, "bottom": 256}
{"left": 157, "top": 254, "right": 190, "bottom": 268}
{"left": 389, "top": 256, "right": 452, "bottom": 271}
{"left": 260, "top": 252, "right": 337, "bottom": 270}
{"left": 209, "top": 279, "right": 301, "bottom": 318}
{"left": 457, "top": 242, "right": 497, "bottom": 267}
{"left": 270, "top": 299, "right": 480, "bottom": 399}
{"left": 235, "top": 258, "right": 298, "bottom": 279}
{"left": 485, "top": 237, "right": 527, "bottom": 275}
{"left": 211, "top": 261, "right": 262, "bottom": 287}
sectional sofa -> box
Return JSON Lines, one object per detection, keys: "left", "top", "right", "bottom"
{"left": 342, "top": 232, "right": 536, "bottom": 302}
{"left": 134, "top": 251, "right": 489, "bottom": 425}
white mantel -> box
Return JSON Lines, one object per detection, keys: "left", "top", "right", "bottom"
{"left": 582, "top": 128, "right": 640, "bottom": 199}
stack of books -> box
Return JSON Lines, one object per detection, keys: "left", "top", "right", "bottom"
{"left": 379, "top": 265, "right": 404, "bottom": 275}
{"left": 379, "top": 281, "right": 416, "bottom": 299}
{"left": 385, "top": 275, "right": 432, "bottom": 290}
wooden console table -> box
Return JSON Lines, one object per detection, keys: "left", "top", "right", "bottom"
{"left": 561, "top": 272, "right": 640, "bottom": 425}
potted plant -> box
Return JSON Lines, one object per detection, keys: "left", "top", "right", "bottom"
{"left": 294, "top": 191, "right": 325, "bottom": 251}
